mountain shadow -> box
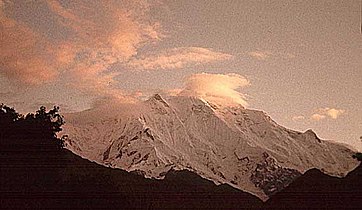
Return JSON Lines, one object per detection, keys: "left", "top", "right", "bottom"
{"left": 0, "top": 104, "right": 263, "bottom": 209}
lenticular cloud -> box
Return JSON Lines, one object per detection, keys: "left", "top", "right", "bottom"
{"left": 179, "top": 73, "right": 250, "bottom": 107}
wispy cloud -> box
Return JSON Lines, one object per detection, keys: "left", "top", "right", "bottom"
{"left": 178, "top": 73, "right": 250, "bottom": 107}
{"left": 248, "top": 51, "right": 273, "bottom": 60}
{"left": 247, "top": 50, "right": 296, "bottom": 60}
{"left": 46, "top": 0, "right": 161, "bottom": 97}
{"left": 0, "top": 0, "right": 161, "bottom": 99}
{"left": 129, "top": 47, "right": 232, "bottom": 70}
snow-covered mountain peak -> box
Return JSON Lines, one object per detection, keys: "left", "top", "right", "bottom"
{"left": 62, "top": 94, "right": 359, "bottom": 200}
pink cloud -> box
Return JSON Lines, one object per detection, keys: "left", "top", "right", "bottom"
{"left": 1, "top": 0, "right": 161, "bottom": 99}
{"left": 179, "top": 73, "right": 250, "bottom": 107}
{"left": 311, "top": 113, "right": 326, "bottom": 121}
{"left": 0, "top": 2, "right": 58, "bottom": 85}
{"left": 129, "top": 47, "right": 232, "bottom": 70}
{"left": 310, "top": 107, "right": 345, "bottom": 121}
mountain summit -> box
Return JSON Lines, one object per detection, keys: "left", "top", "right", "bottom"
{"left": 62, "top": 94, "right": 358, "bottom": 200}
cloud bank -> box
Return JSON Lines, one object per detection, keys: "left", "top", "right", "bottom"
{"left": 178, "top": 73, "right": 250, "bottom": 107}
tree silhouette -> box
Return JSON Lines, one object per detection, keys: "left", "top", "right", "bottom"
{"left": 0, "top": 104, "right": 19, "bottom": 139}
{"left": 0, "top": 104, "right": 65, "bottom": 150}
{"left": 0, "top": 103, "right": 21, "bottom": 122}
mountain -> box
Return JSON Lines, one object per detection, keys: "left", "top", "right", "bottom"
{"left": 1, "top": 103, "right": 361, "bottom": 209}
{"left": 62, "top": 94, "right": 358, "bottom": 200}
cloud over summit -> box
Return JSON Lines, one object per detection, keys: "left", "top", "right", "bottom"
{"left": 179, "top": 73, "right": 250, "bottom": 107}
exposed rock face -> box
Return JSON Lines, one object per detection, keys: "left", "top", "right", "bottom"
{"left": 250, "top": 152, "right": 302, "bottom": 196}
{"left": 62, "top": 94, "right": 359, "bottom": 200}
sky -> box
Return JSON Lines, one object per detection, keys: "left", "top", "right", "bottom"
{"left": 0, "top": 0, "right": 361, "bottom": 151}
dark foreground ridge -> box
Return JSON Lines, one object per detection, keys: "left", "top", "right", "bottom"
{"left": 1, "top": 104, "right": 361, "bottom": 209}
{"left": 1, "top": 146, "right": 264, "bottom": 209}
{"left": 265, "top": 161, "right": 362, "bottom": 209}
{"left": 0, "top": 104, "right": 262, "bottom": 209}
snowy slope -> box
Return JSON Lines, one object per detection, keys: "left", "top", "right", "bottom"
{"left": 62, "top": 94, "right": 358, "bottom": 200}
